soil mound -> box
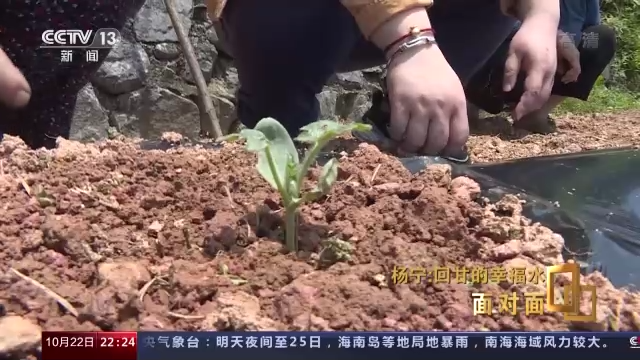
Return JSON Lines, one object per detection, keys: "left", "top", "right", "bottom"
{"left": 0, "top": 134, "right": 638, "bottom": 354}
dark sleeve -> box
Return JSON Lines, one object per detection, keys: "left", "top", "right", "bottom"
{"left": 559, "top": 0, "right": 586, "bottom": 44}
{"left": 584, "top": 0, "right": 601, "bottom": 28}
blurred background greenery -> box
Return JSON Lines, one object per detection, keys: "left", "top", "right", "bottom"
{"left": 557, "top": 0, "right": 640, "bottom": 114}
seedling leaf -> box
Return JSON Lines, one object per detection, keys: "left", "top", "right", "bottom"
{"left": 297, "top": 120, "right": 340, "bottom": 143}
{"left": 217, "top": 133, "right": 241, "bottom": 143}
{"left": 252, "top": 118, "right": 299, "bottom": 191}
{"left": 317, "top": 158, "right": 338, "bottom": 194}
{"left": 239, "top": 129, "right": 268, "bottom": 152}
{"left": 296, "top": 120, "right": 372, "bottom": 144}
{"left": 234, "top": 118, "right": 372, "bottom": 253}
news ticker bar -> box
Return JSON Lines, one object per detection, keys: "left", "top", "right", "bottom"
{"left": 42, "top": 331, "right": 640, "bottom": 360}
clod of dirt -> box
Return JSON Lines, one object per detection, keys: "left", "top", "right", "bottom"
{"left": 0, "top": 316, "right": 41, "bottom": 354}
{"left": 451, "top": 176, "right": 481, "bottom": 202}
{"left": 97, "top": 262, "right": 152, "bottom": 296}
{"left": 0, "top": 134, "right": 638, "bottom": 338}
{"left": 161, "top": 132, "right": 183, "bottom": 144}
{"left": 201, "top": 292, "right": 279, "bottom": 331}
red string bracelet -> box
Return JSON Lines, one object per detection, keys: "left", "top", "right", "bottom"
{"left": 383, "top": 27, "right": 434, "bottom": 55}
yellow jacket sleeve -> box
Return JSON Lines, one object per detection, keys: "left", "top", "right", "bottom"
{"left": 206, "top": 0, "right": 519, "bottom": 40}
{"left": 340, "top": 0, "right": 518, "bottom": 40}
{"left": 340, "top": 0, "right": 434, "bottom": 39}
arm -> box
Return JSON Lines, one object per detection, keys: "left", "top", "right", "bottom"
{"left": 499, "top": 0, "right": 560, "bottom": 21}
{"left": 341, "top": 0, "right": 433, "bottom": 43}
{"left": 356, "top": 0, "right": 559, "bottom": 51}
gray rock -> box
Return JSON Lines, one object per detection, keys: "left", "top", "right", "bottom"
{"left": 113, "top": 86, "right": 201, "bottom": 139}
{"left": 182, "top": 24, "right": 218, "bottom": 84}
{"left": 192, "top": 0, "right": 209, "bottom": 22}
{"left": 70, "top": 84, "right": 110, "bottom": 141}
{"left": 153, "top": 43, "right": 181, "bottom": 60}
{"left": 210, "top": 95, "right": 236, "bottom": 134}
{"left": 116, "top": 89, "right": 144, "bottom": 114}
{"left": 317, "top": 89, "right": 339, "bottom": 120}
{"left": 339, "top": 91, "right": 371, "bottom": 121}
{"left": 109, "top": 113, "right": 137, "bottom": 137}
{"left": 134, "top": 0, "right": 192, "bottom": 43}
{"left": 92, "top": 38, "right": 150, "bottom": 95}
{"left": 333, "top": 71, "right": 370, "bottom": 90}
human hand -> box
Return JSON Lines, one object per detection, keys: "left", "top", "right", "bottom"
{"left": 503, "top": 14, "right": 558, "bottom": 120}
{"left": 385, "top": 46, "right": 468, "bottom": 155}
{"left": 556, "top": 31, "right": 581, "bottom": 83}
{"left": 0, "top": 48, "right": 31, "bottom": 108}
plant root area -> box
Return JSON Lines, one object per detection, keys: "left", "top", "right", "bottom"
{"left": 0, "top": 134, "right": 639, "bottom": 355}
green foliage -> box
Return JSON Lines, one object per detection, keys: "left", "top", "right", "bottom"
{"left": 601, "top": 0, "right": 640, "bottom": 90}
{"left": 555, "top": 76, "right": 640, "bottom": 114}
{"left": 223, "top": 118, "right": 371, "bottom": 252}
{"left": 318, "top": 237, "right": 354, "bottom": 268}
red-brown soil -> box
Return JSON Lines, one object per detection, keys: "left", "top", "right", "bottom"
{"left": 468, "top": 111, "right": 640, "bottom": 162}
{"left": 0, "top": 132, "right": 639, "bottom": 357}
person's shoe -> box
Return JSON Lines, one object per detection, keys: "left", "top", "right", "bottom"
{"left": 513, "top": 114, "right": 557, "bottom": 134}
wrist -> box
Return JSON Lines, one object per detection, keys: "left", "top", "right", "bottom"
{"left": 518, "top": 4, "right": 560, "bottom": 25}
{"left": 384, "top": 29, "right": 436, "bottom": 61}
{"left": 521, "top": 12, "right": 560, "bottom": 37}
{"left": 387, "top": 43, "right": 440, "bottom": 67}
{"left": 370, "top": 7, "right": 432, "bottom": 51}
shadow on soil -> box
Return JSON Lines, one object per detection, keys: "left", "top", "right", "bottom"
{"left": 469, "top": 115, "right": 532, "bottom": 141}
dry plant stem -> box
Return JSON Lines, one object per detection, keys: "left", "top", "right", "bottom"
{"left": 10, "top": 268, "right": 79, "bottom": 317}
{"left": 164, "top": 0, "right": 223, "bottom": 138}
{"left": 167, "top": 311, "right": 205, "bottom": 320}
{"left": 138, "top": 276, "right": 160, "bottom": 303}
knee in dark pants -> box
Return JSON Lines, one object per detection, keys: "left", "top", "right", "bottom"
{"left": 580, "top": 24, "right": 616, "bottom": 68}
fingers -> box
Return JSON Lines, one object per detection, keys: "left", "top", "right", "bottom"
{"left": 503, "top": 51, "right": 521, "bottom": 92}
{"left": 514, "top": 62, "right": 549, "bottom": 120}
{"left": 443, "top": 106, "right": 469, "bottom": 156}
{"left": 421, "top": 108, "right": 449, "bottom": 155}
{"left": 400, "top": 105, "right": 466, "bottom": 156}
{"left": 401, "top": 111, "right": 429, "bottom": 154}
{"left": 561, "top": 67, "right": 580, "bottom": 83}
{"left": 0, "top": 49, "right": 31, "bottom": 108}
{"left": 389, "top": 100, "right": 410, "bottom": 142}
{"left": 540, "top": 68, "right": 555, "bottom": 102}
{"left": 562, "top": 59, "right": 581, "bottom": 83}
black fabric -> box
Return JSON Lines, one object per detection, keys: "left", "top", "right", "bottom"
{"left": 0, "top": 0, "right": 145, "bottom": 149}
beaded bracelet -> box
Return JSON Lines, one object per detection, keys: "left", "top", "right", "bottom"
{"left": 383, "top": 27, "right": 434, "bottom": 55}
{"left": 386, "top": 33, "right": 437, "bottom": 67}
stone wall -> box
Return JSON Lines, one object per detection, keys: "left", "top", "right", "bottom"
{"left": 70, "top": 0, "right": 382, "bottom": 142}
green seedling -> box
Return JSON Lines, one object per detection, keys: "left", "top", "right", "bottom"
{"left": 222, "top": 118, "right": 371, "bottom": 252}
{"left": 218, "top": 264, "right": 248, "bottom": 285}
{"left": 34, "top": 185, "right": 56, "bottom": 208}
{"left": 318, "top": 237, "right": 354, "bottom": 268}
